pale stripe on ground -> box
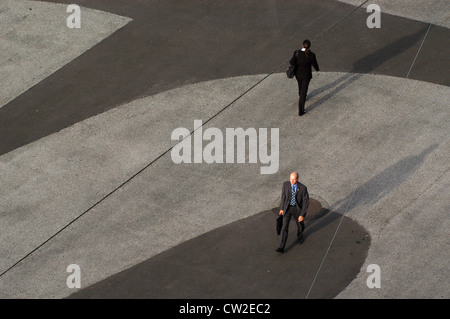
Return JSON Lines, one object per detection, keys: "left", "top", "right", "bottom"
{"left": 1, "top": 72, "right": 448, "bottom": 298}
{"left": 336, "top": 0, "right": 450, "bottom": 29}
{"left": 0, "top": 0, "right": 132, "bottom": 108}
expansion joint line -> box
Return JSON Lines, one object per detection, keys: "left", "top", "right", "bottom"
{"left": 0, "top": 0, "right": 368, "bottom": 279}
{"left": 305, "top": 0, "right": 444, "bottom": 299}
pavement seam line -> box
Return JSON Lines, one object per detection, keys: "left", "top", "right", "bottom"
{"left": 0, "top": 0, "right": 369, "bottom": 280}
{"left": 304, "top": 0, "right": 444, "bottom": 299}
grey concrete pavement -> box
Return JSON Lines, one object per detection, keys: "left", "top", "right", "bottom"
{"left": 0, "top": 0, "right": 131, "bottom": 108}
{"left": 0, "top": 0, "right": 449, "bottom": 299}
{"left": 337, "top": 0, "right": 450, "bottom": 28}
{"left": 1, "top": 72, "right": 448, "bottom": 298}
{"left": 1, "top": 0, "right": 449, "bottom": 155}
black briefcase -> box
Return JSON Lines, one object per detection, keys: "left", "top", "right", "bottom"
{"left": 286, "top": 65, "right": 296, "bottom": 78}
{"left": 276, "top": 215, "right": 283, "bottom": 235}
{"left": 286, "top": 50, "right": 299, "bottom": 78}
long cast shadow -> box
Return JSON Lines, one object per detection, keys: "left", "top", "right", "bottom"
{"left": 68, "top": 144, "right": 436, "bottom": 299}
{"left": 330, "top": 144, "right": 438, "bottom": 213}
{"left": 305, "top": 25, "right": 429, "bottom": 114}
{"left": 302, "top": 144, "right": 438, "bottom": 244}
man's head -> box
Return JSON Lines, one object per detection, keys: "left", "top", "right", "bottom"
{"left": 302, "top": 39, "right": 311, "bottom": 49}
{"left": 289, "top": 172, "right": 299, "bottom": 185}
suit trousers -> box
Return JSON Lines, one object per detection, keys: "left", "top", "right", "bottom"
{"left": 296, "top": 77, "right": 310, "bottom": 114}
{"left": 279, "top": 206, "right": 305, "bottom": 249}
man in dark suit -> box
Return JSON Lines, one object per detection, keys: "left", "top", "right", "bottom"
{"left": 276, "top": 172, "right": 309, "bottom": 253}
{"left": 289, "top": 39, "right": 320, "bottom": 116}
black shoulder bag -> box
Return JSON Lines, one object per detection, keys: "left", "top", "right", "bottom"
{"left": 286, "top": 50, "right": 299, "bottom": 79}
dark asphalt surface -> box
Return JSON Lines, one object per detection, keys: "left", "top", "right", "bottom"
{"left": 3, "top": 0, "right": 448, "bottom": 299}
{"left": 67, "top": 199, "right": 370, "bottom": 299}
{"left": 1, "top": 0, "right": 448, "bottom": 156}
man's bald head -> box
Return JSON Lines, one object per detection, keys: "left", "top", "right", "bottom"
{"left": 290, "top": 172, "right": 299, "bottom": 185}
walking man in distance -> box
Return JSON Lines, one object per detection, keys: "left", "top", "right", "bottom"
{"left": 290, "top": 39, "right": 320, "bottom": 116}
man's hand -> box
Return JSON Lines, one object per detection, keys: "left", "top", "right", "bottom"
{"left": 298, "top": 216, "right": 304, "bottom": 222}
{"left": 279, "top": 210, "right": 284, "bottom": 216}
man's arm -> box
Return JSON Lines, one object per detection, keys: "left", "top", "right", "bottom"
{"left": 300, "top": 187, "right": 309, "bottom": 218}
{"left": 297, "top": 188, "right": 309, "bottom": 222}
{"left": 279, "top": 183, "right": 287, "bottom": 215}
{"left": 312, "top": 54, "right": 320, "bottom": 72}
{"left": 289, "top": 50, "right": 299, "bottom": 66}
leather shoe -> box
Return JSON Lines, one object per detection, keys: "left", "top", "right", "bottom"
{"left": 299, "top": 112, "right": 305, "bottom": 116}
{"left": 296, "top": 236, "right": 304, "bottom": 245}
{"left": 276, "top": 248, "right": 284, "bottom": 253}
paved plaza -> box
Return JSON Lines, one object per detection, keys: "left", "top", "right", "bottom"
{"left": 0, "top": 0, "right": 449, "bottom": 299}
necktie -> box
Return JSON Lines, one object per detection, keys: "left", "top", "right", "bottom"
{"left": 290, "top": 186, "right": 296, "bottom": 206}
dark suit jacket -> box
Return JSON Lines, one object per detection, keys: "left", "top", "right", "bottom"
{"left": 290, "top": 50, "right": 319, "bottom": 80}
{"left": 279, "top": 181, "right": 309, "bottom": 218}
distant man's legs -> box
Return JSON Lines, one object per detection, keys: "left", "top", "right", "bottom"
{"left": 296, "top": 78, "right": 310, "bottom": 115}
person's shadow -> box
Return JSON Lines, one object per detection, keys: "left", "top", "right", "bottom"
{"left": 296, "top": 143, "right": 438, "bottom": 246}
{"left": 329, "top": 143, "right": 437, "bottom": 213}
{"left": 304, "top": 25, "right": 429, "bottom": 114}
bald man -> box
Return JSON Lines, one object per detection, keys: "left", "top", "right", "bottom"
{"left": 276, "top": 172, "right": 309, "bottom": 253}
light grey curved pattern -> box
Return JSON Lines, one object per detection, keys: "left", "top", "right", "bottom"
{"left": 336, "top": 0, "right": 450, "bottom": 28}
{"left": 0, "top": 72, "right": 448, "bottom": 298}
{"left": 0, "top": 0, "right": 132, "bottom": 108}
